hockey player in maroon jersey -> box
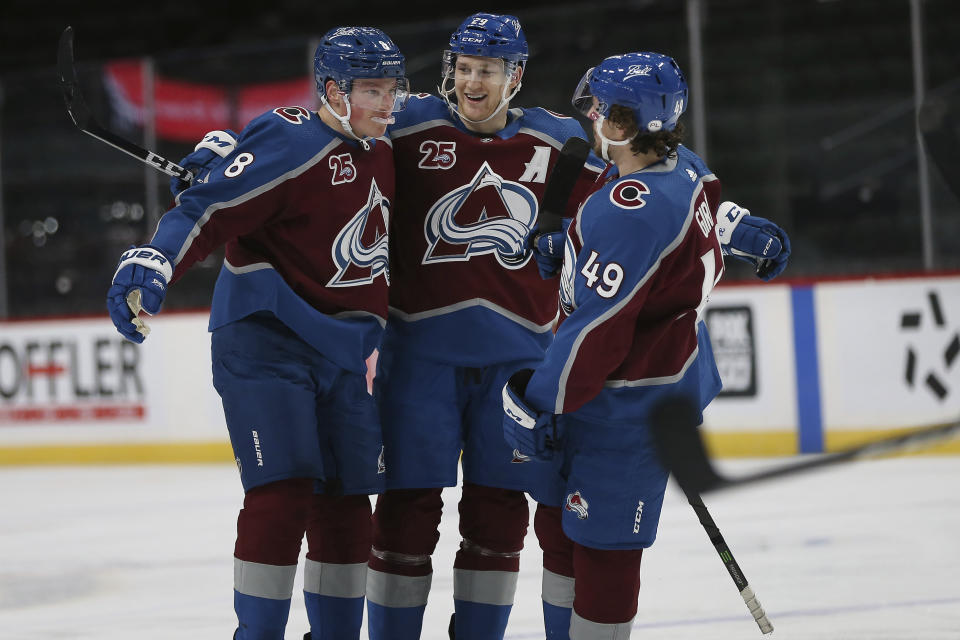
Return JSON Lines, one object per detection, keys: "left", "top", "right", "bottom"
{"left": 501, "top": 52, "right": 761, "bottom": 639}
{"left": 365, "top": 14, "right": 604, "bottom": 640}
{"left": 107, "top": 27, "right": 409, "bottom": 640}
{"left": 367, "top": 14, "right": 790, "bottom": 640}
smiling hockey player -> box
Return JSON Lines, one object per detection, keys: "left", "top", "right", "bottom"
{"left": 107, "top": 26, "right": 409, "bottom": 640}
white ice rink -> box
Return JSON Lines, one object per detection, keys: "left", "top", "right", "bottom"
{"left": 3, "top": 456, "right": 959, "bottom": 640}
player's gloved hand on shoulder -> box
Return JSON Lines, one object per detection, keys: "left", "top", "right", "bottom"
{"left": 107, "top": 245, "right": 173, "bottom": 343}
{"left": 502, "top": 368, "right": 561, "bottom": 461}
{"left": 528, "top": 218, "right": 571, "bottom": 279}
{"left": 716, "top": 201, "right": 791, "bottom": 281}
{"left": 169, "top": 129, "right": 239, "bottom": 196}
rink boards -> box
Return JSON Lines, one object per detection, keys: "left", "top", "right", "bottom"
{"left": 1, "top": 272, "right": 958, "bottom": 463}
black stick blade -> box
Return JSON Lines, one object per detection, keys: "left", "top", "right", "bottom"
{"left": 57, "top": 26, "right": 91, "bottom": 129}
{"left": 538, "top": 136, "right": 592, "bottom": 232}
{"left": 650, "top": 396, "right": 725, "bottom": 496}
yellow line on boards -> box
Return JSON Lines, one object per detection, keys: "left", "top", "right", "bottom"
{"left": 0, "top": 442, "right": 234, "bottom": 465}
{"left": 1, "top": 429, "right": 956, "bottom": 466}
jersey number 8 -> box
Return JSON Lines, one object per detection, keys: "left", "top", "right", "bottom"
{"left": 225, "top": 152, "right": 255, "bottom": 178}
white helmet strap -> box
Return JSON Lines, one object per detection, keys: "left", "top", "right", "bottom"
{"left": 321, "top": 90, "right": 372, "bottom": 151}
{"left": 594, "top": 116, "right": 634, "bottom": 162}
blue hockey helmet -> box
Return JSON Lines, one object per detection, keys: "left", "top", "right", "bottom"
{"left": 446, "top": 13, "right": 529, "bottom": 64}
{"left": 440, "top": 13, "right": 528, "bottom": 125}
{"left": 314, "top": 27, "right": 408, "bottom": 101}
{"left": 572, "top": 52, "right": 688, "bottom": 133}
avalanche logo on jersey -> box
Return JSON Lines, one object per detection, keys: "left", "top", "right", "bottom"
{"left": 422, "top": 162, "right": 537, "bottom": 269}
{"left": 565, "top": 490, "right": 590, "bottom": 520}
{"left": 327, "top": 179, "right": 390, "bottom": 287}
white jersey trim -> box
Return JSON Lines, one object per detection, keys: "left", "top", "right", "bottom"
{"left": 389, "top": 299, "right": 553, "bottom": 334}
{"left": 172, "top": 137, "right": 344, "bottom": 266}
{"left": 390, "top": 118, "right": 457, "bottom": 140}
{"left": 223, "top": 258, "right": 274, "bottom": 275}
{"left": 553, "top": 179, "right": 704, "bottom": 413}
{"left": 604, "top": 344, "right": 699, "bottom": 389}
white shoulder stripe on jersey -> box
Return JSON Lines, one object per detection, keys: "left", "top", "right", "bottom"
{"left": 173, "top": 137, "right": 343, "bottom": 266}
{"left": 388, "top": 299, "right": 554, "bottom": 334}
{"left": 553, "top": 179, "right": 705, "bottom": 413}
{"left": 516, "top": 127, "right": 564, "bottom": 151}
{"left": 390, "top": 119, "right": 458, "bottom": 140}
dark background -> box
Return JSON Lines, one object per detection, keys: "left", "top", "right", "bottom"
{"left": 1, "top": 0, "right": 958, "bottom": 318}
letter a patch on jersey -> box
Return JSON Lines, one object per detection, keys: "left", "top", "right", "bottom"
{"left": 327, "top": 179, "right": 390, "bottom": 287}
{"left": 422, "top": 162, "right": 537, "bottom": 269}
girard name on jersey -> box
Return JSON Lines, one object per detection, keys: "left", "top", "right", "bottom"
{"left": 423, "top": 161, "right": 536, "bottom": 269}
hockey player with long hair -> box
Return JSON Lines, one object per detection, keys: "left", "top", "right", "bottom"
{"left": 501, "top": 52, "right": 745, "bottom": 639}
{"left": 107, "top": 26, "right": 409, "bottom": 640}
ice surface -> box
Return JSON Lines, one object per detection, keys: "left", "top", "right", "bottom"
{"left": 2, "top": 456, "right": 959, "bottom": 639}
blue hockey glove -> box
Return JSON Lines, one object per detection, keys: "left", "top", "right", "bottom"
{"left": 716, "top": 201, "right": 791, "bottom": 281}
{"left": 528, "top": 218, "right": 571, "bottom": 279}
{"left": 502, "top": 369, "right": 561, "bottom": 461}
{"left": 107, "top": 245, "right": 172, "bottom": 343}
{"left": 169, "top": 129, "right": 238, "bottom": 196}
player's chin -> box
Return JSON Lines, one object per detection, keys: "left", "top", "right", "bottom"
{"left": 462, "top": 101, "right": 496, "bottom": 122}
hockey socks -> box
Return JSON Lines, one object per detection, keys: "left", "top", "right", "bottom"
{"left": 303, "top": 494, "right": 373, "bottom": 640}
{"left": 541, "top": 569, "right": 575, "bottom": 640}
{"left": 233, "top": 561, "right": 297, "bottom": 640}
{"left": 450, "top": 484, "right": 528, "bottom": 639}
{"left": 451, "top": 549, "right": 520, "bottom": 639}
{"left": 367, "top": 488, "right": 445, "bottom": 640}
{"left": 366, "top": 567, "right": 433, "bottom": 640}
{"left": 452, "top": 598, "right": 513, "bottom": 640}
{"left": 303, "top": 559, "right": 367, "bottom": 640}
{"left": 233, "top": 479, "right": 312, "bottom": 640}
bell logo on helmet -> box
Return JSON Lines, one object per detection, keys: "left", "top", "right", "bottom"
{"left": 624, "top": 64, "right": 653, "bottom": 79}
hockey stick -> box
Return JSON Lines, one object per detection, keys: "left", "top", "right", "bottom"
{"left": 650, "top": 397, "right": 960, "bottom": 496}
{"left": 688, "top": 493, "right": 773, "bottom": 635}
{"left": 537, "top": 136, "right": 592, "bottom": 232}
{"left": 57, "top": 26, "right": 194, "bottom": 181}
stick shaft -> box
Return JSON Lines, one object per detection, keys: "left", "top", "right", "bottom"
{"left": 688, "top": 493, "right": 774, "bottom": 634}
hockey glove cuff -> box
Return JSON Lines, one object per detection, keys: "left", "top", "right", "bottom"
{"left": 502, "top": 369, "right": 561, "bottom": 461}
{"left": 107, "top": 245, "right": 172, "bottom": 343}
{"left": 169, "top": 129, "right": 239, "bottom": 196}
{"left": 528, "top": 218, "right": 571, "bottom": 279}
{"left": 716, "top": 201, "right": 791, "bottom": 281}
